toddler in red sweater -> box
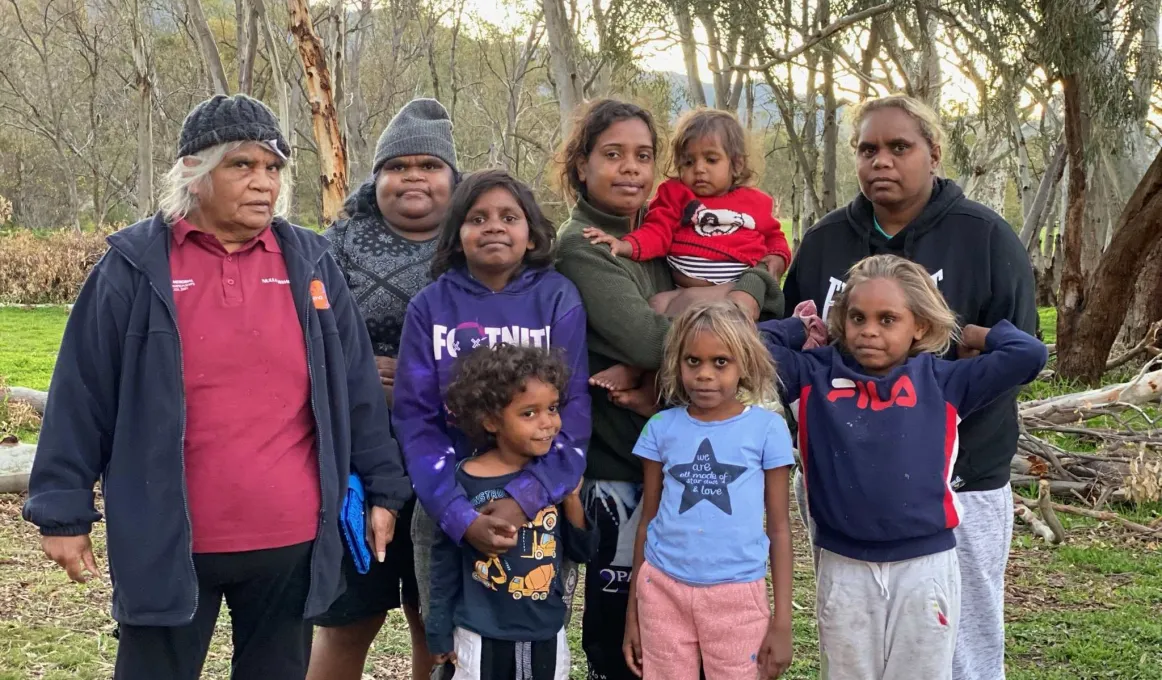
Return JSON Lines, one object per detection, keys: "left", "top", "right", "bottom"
{"left": 584, "top": 108, "right": 791, "bottom": 393}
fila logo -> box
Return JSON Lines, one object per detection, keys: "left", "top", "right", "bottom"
{"left": 821, "top": 269, "right": 944, "bottom": 321}
{"left": 826, "top": 375, "right": 918, "bottom": 411}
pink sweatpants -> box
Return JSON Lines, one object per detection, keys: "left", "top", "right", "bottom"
{"left": 636, "top": 560, "right": 770, "bottom": 680}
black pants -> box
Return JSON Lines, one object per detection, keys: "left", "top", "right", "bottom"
{"left": 113, "top": 541, "right": 313, "bottom": 680}
{"left": 581, "top": 485, "right": 707, "bottom": 680}
{"left": 582, "top": 485, "right": 638, "bottom": 680}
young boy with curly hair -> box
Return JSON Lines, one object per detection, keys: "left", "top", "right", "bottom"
{"left": 427, "top": 344, "right": 598, "bottom": 680}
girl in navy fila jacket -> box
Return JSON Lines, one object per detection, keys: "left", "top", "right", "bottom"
{"left": 758, "top": 254, "right": 1046, "bottom": 680}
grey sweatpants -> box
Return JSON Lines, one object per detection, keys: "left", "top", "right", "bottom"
{"left": 817, "top": 548, "right": 960, "bottom": 680}
{"left": 412, "top": 502, "right": 438, "bottom": 621}
{"left": 951, "top": 485, "right": 1013, "bottom": 680}
{"left": 796, "top": 469, "right": 1014, "bottom": 680}
{"left": 793, "top": 467, "right": 818, "bottom": 569}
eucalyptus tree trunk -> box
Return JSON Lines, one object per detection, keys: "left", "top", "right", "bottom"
{"left": 543, "top": 0, "right": 582, "bottom": 137}
{"left": 287, "top": 0, "right": 349, "bottom": 224}
{"left": 187, "top": 0, "right": 229, "bottom": 94}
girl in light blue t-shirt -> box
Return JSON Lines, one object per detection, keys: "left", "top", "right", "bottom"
{"left": 623, "top": 301, "right": 795, "bottom": 680}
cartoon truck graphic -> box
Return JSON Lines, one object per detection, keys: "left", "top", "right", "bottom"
{"left": 528, "top": 506, "right": 558, "bottom": 531}
{"left": 473, "top": 555, "right": 507, "bottom": 591}
{"left": 523, "top": 531, "right": 557, "bottom": 560}
{"left": 509, "top": 563, "right": 555, "bottom": 601}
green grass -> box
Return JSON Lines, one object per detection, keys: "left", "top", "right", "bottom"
{"left": 0, "top": 307, "right": 66, "bottom": 442}
{"left": 1038, "top": 306, "right": 1057, "bottom": 345}
{"left": 1004, "top": 531, "right": 1162, "bottom": 679}
{"left": 2, "top": 306, "right": 1161, "bottom": 678}
{"left": 0, "top": 308, "right": 67, "bottom": 391}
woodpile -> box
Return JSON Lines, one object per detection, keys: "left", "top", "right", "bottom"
{"left": 1012, "top": 355, "right": 1162, "bottom": 542}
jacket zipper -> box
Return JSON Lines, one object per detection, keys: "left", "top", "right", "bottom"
{"left": 301, "top": 271, "right": 326, "bottom": 610}
{"left": 142, "top": 277, "right": 199, "bottom": 623}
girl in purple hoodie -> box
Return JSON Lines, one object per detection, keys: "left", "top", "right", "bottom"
{"left": 393, "top": 170, "right": 591, "bottom": 649}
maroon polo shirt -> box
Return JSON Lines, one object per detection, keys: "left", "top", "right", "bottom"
{"left": 169, "top": 218, "right": 321, "bottom": 554}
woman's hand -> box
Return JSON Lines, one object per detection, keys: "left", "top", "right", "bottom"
{"left": 482, "top": 497, "right": 529, "bottom": 529}
{"left": 40, "top": 535, "right": 100, "bottom": 583}
{"left": 583, "top": 227, "right": 633, "bottom": 257}
{"left": 432, "top": 652, "right": 457, "bottom": 666}
{"left": 366, "top": 506, "right": 398, "bottom": 563}
{"left": 958, "top": 324, "right": 990, "bottom": 357}
{"left": 757, "top": 617, "right": 793, "bottom": 678}
{"left": 463, "top": 513, "right": 518, "bottom": 554}
{"left": 623, "top": 603, "right": 644, "bottom": 677}
{"left": 760, "top": 254, "right": 787, "bottom": 279}
{"left": 375, "top": 356, "right": 397, "bottom": 404}
{"left": 726, "top": 289, "right": 761, "bottom": 321}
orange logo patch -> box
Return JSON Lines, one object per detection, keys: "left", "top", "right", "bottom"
{"left": 310, "top": 279, "right": 330, "bottom": 309}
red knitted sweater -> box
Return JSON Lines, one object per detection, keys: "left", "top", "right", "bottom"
{"left": 623, "top": 179, "right": 791, "bottom": 267}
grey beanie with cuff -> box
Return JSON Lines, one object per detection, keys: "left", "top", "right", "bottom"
{"left": 372, "top": 98, "right": 458, "bottom": 175}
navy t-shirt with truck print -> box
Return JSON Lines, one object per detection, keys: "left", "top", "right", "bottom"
{"left": 426, "top": 463, "right": 599, "bottom": 654}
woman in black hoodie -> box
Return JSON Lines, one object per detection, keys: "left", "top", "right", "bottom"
{"left": 783, "top": 95, "right": 1037, "bottom": 680}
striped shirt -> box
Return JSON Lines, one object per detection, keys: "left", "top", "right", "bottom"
{"left": 667, "top": 254, "right": 749, "bottom": 284}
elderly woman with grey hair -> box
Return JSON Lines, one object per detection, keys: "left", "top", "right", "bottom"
{"left": 22, "top": 93, "right": 412, "bottom": 680}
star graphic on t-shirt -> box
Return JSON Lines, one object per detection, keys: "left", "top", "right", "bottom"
{"left": 667, "top": 438, "right": 747, "bottom": 515}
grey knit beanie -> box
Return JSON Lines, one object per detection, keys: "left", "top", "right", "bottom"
{"left": 178, "top": 94, "right": 290, "bottom": 159}
{"left": 372, "top": 98, "right": 458, "bottom": 174}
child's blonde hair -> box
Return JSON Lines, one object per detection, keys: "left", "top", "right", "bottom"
{"left": 827, "top": 254, "right": 960, "bottom": 356}
{"left": 669, "top": 108, "right": 755, "bottom": 187}
{"left": 659, "top": 301, "right": 778, "bottom": 406}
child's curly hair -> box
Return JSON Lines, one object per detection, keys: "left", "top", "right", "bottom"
{"left": 445, "top": 344, "right": 571, "bottom": 446}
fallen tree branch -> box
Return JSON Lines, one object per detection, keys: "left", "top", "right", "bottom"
{"left": 1015, "top": 494, "right": 1158, "bottom": 534}
{"left": 1038, "top": 479, "right": 1067, "bottom": 543}
{"left": 0, "top": 442, "right": 35, "bottom": 494}
{"left": 1014, "top": 504, "right": 1057, "bottom": 543}
{"left": 1, "top": 386, "right": 47, "bottom": 415}
{"left": 1019, "top": 365, "right": 1162, "bottom": 425}
{"left": 1010, "top": 476, "right": 1131, "bottom": 502}
{"left": 1025, "top": 424, "right": 1161, "bottom": 446}
{"left": 1104, "top": 320, "right": 1162, "bottom": 371}
{"left": 1018, "top": 432, "right": 1083, "bottom": 481}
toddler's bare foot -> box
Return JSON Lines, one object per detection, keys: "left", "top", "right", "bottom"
{"left": 648, "top": 289, "right": 681, "bottom": 316}
{"left": 589, "top": 364, "right": 643, "bottom": 391}
{"left": 609, "top": 383, "right": 659, "bottom": 418}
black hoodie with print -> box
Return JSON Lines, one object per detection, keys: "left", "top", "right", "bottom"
{"left": 783, "top": 177, "right": 1038, "bottom": 493}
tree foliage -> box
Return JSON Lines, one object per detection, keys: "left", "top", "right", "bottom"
{"left": 1, "top": 0, "right": 1160, "bottom": 373}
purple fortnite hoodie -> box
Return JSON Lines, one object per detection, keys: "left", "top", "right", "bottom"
{"left": 392, "top": 266, "right": 590, "bottom": 543}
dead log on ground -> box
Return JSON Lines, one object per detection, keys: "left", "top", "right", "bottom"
{"left": 1014, "top": 494, "right": 1158, "bottom": 535}
{"left": 1020, "top": 363, "right": 1162, "bottom": 425}
{"left": 2, "top": 387, "right": 47, "bottom": 415}
{"left": 1014, "top": 504, "right": 1057, "bottom": 543}
{"left": 0, "top": 442, "right": 35, "bottom": 494}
